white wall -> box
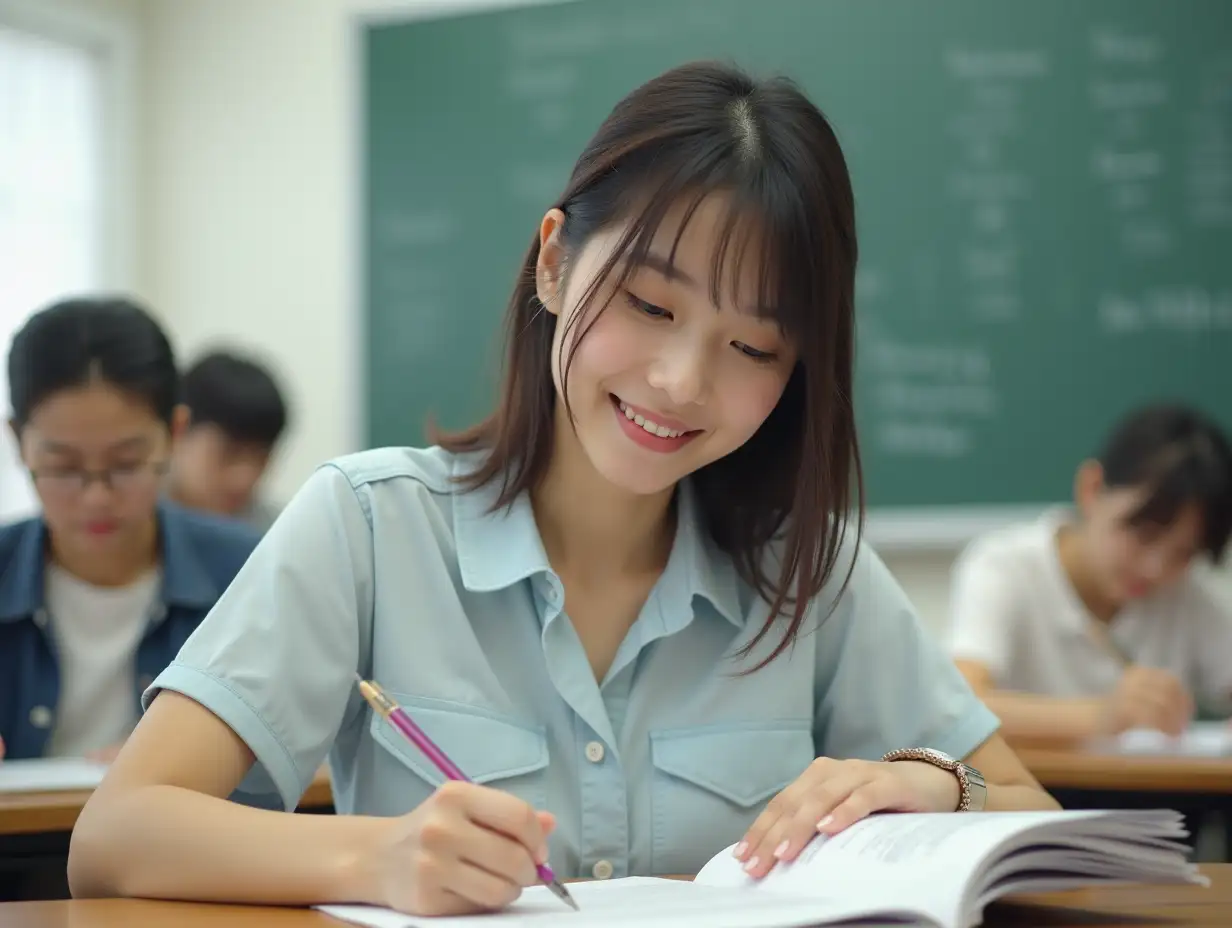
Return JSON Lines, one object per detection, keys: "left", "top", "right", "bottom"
{"left": 135, "top": 0, "right": 1232, "bottom": 633}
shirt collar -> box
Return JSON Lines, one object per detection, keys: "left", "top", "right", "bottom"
{"left": 1037, "top": 506, "right": 1096, "bottom": 637}
{"left": 0, "top": 502, "right": 221, "bottom": 622}
{"left": 451, "top": 455, "right": 745, "bottom": 629}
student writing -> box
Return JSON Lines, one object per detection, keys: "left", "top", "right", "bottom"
{"left": 0, "top": 298, "right": 261, "bottom": 763}
{"left": 167, "top": 350, "right": 289, "bottom": 533}
{"left": 68, "top": 62, "right": 1058, "bottom": 915}
{"left": 948, "top": 404, "right": 1232, "bottom": 745}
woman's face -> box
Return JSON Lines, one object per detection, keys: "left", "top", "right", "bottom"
{"left": 538, "top": 195, "right": 798, "bottom": 497}
{"left": 15, "top": 383, "right": 177, "bottom": 555}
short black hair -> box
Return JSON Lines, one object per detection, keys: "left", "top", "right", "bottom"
{"left": 1098, "top": 403, "right": 1232, "bottom": 561}
{"left": 8, "top": 296, "right": 179, "bottom": 428}
{"left": 182, "top": 350, "right": 288, "bottom": 448}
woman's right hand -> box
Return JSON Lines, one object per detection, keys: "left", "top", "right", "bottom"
{"left": 366, "top": 780, "right": 557, "bottom": 916}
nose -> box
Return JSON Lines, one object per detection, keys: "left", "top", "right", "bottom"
{"left": 646, "top": 340, "right": 708, "bottom": 407}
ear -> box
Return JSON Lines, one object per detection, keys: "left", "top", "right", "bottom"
{"left": 1074, "top": 459, "right": 1105, "bottom": 516}
{"left": 535, "top": 208, "right": 567, "bottom": 315}
{"left": 169, "top": 404, "right": 191, "bottom": 443}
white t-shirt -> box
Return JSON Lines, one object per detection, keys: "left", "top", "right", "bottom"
{"left": 44, "top": 564, "right": 161, "bottom": 757}
{"left": 947, "top": 509, "right": 1232, "bottom": 712}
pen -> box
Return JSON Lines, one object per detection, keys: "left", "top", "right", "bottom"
{"left": 354, "top": 673, "right": 578, "bottom": 911}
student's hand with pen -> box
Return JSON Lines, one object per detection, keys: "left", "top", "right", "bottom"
{"left": 1094, "top": 666, "right": 1193, "bottom": 737}
{"left": 364, "top": 780, "right": 557, "bottom": 916}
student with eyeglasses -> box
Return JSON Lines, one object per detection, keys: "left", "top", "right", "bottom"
{"left": 0, "top": 297, "right": 261, "bottom": 764}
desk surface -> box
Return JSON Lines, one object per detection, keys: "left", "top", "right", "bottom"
{"left": 0, "top": 865, "right": 1229, "bottom": 927}
{"left": 0, "top": 768, "right": 333, "bottom": 837}
{"left": 1016, "top": 745, "right": 1232, "bottom": 793}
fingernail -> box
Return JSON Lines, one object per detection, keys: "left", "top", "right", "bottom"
{"left": 534, "top": 846, "right": 549, "bottom": 866}
{"left": 816, "top": 815, "right": 834, "bottom": 832}
{"left": 743, "top": 856, "right": 760, "bottom": 874}
{"left": 732, "top": 841, "right": 748, "bottom": 859}
{"left": 773, "top": 840, "right": 790, "bottom": 859}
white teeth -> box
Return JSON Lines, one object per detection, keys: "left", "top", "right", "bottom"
{"left": 618, "top": 400, "right": 685, "bottom": 439}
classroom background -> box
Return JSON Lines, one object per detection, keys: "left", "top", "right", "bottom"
{"left": 3, "top": 0, "right": 1227, "bottom": 638}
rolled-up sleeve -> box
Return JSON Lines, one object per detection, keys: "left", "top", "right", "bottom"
{"left": 813, "top": 541, "right": 1001, "bottom": 762}
{"left": 142, "top": 464, "right": 375, "bottom": 811}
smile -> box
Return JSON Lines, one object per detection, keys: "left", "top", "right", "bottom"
{"left": 610, "top": 395, "right": 701, "bottom": 453}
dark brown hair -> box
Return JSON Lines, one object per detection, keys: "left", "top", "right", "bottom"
{"left": 1098, "top": 403, "right": 1232, "bottom": 561}
{"left": 438, "top": 60, "right": 862, "bottom": 669}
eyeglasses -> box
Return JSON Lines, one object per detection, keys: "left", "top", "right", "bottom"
{"left": 29, "top": 460, "right": 170, "bottom": 498}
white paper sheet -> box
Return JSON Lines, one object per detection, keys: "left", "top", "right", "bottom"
{"left": 0, "top": 757, "right": 109, "bottom": 793}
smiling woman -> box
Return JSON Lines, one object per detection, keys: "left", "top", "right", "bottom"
{"left": 0, "top": 297, "right": 260, "bottom": 764}
{"left": 68, "top": 61, "right": 1055, "bottom": 918}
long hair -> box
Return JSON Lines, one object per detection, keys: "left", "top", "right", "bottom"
{"left": 437, "top": 61, "right": 862, "bottom": 670}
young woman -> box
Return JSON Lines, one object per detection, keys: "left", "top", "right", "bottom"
{"left": 0, "top": 298, "right": 261, "bottom": 764}
{"left": 949, "top": 404, "right": 1232, "bottom": 745}
{"left": 69, "top": 62, "right": 1056, "bottom": 914}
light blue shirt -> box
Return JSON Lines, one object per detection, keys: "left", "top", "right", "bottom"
{"left": 144, "top": 446, "right": 999, "bottom": 879}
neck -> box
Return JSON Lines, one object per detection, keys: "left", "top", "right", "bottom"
{"left": 49, "top": 518, "right": 160, "bottom": 587}
{"left": 532, "top": 405, "right": 676, "bottom": 582}
{"left": 1055, "top": 524, "right": 1121, "bottom": 623}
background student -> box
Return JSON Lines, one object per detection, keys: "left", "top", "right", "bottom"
{"left": 69, "top": 61, "right": 1055, "bottom": 917}
{"left": 0, "top": 298, "right": 261, "bottom": 764}
{"left": 948, "top": 404, "right": 1232, "bottom": 746}
{"left": 167, "top": 350, "right": 289, "bottom": 532}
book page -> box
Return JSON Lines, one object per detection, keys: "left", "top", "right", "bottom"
{"left": 316, "top": 876, "right": 925, "bottom": 928}
{"left": 0, "top": 757, "right": 109, "bottom": 793}
{"left": 696, "top": 811, "right": 1112, "bottom": 928}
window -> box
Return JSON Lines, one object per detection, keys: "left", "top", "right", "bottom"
{"left": 0, "top": 5, "right": 124, "bottom": 521}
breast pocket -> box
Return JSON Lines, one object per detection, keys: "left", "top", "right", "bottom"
{"left": 649, "top": 722, "right": 814, "bottom": 876}
{"left": 368, "top": 695, "right": 550, "bottom": 816}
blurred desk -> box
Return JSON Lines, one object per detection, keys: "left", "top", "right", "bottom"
{"left": 1017, "top": 746, "right": 1232, "bottom": 794}
{"left": 0, "top": 865, "right": 1229, "bottom": 926}
{"left": 0, "top": 766, "right": 334, "bottom": 837}
{"left": 0, "top": 768, "right": 333, "bottom": 901}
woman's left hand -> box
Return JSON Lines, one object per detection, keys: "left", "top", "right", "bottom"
{"left": 734, "top": 757, "right": 961, "bottom": 878}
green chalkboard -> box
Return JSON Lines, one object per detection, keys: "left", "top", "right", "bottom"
{"left": 359, "top": 0, "right": 1231, "bottom": 520}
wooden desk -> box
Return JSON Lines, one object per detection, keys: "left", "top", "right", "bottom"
{"left": 1017, "top": 746, "right": 1232, "bottom": 794}
{"left": 0, "top": 768, "right": 334, "bottom": 838}
{"left": 0, "top": 865, "right": 1229, "bottom": 926}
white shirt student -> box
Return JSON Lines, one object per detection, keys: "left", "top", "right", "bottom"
{"left": 949, "top": 404, "right": 1232, "bottom": 745}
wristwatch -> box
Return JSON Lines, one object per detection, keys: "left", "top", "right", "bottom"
{"left": 881, "top": 747, "right": 988, "bottom": 812}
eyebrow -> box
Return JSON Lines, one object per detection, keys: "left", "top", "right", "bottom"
{"left": 638, "top": 251, "right": 698, "bottom": 288}
{"left": 39, "top": 436, "right": 153, "bottom": 455}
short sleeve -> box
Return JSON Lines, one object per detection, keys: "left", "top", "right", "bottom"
{"left": 142, "top": 463, "right": 375, "bottom": 811}
{"left": 1188, "top": 572, "right": 1232, "bottom": 714}
{"left": 945, "top": 540, "right": 1021, "bottom": 681}
{"left": 813, "top": 542, "right": 1000, "bottom": 762}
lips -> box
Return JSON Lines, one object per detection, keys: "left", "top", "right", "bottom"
{"left": 610, "top": 395, "right": 702, "bottom": 454}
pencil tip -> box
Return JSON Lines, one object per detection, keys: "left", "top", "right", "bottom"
{"left": 549, "top": 880, "right": 579, "bottom": 911}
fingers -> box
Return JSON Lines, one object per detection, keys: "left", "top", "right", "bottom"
{"left": 738, "top": 762, "right": 883, "bottom": 879}
{"left": 444, "top": 782, "right": 551, "bottom": 867}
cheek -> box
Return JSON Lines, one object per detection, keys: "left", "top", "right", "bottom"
{"left": 555, "top": 308, "right": 644, "bottom": 394}
{"left": 718, "top": 367, "right": 790, "bottom": 436}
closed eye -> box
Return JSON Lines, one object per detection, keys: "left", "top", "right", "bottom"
{"left": 623, "top": 291, "right": 672, "bottom": 319}
{"left": 734, "top": 342, "right": 777, "bottom": 362}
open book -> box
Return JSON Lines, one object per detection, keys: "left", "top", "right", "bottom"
{"left": 317, "top": 809, "right": 1205, "bottom": 928}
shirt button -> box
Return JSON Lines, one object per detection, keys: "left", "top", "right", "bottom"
{"left": 591, "top": 859, "right": 613, "bottom": 880}
{"left": 29, "top": 705, "right": 53, "bottom": 729}
{"left": 584, "top": 741, "right": 605, "bottom": 763}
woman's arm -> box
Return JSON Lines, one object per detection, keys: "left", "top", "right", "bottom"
{"left": 961, "top": 731, "right": 1060, "bottom": 811}
{"left": 68, "top": 691, "right": 386, "bottom": 904}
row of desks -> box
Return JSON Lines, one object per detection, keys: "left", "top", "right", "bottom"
{"left": 2, "top": 747, "right": 1230, "bottom": 839}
